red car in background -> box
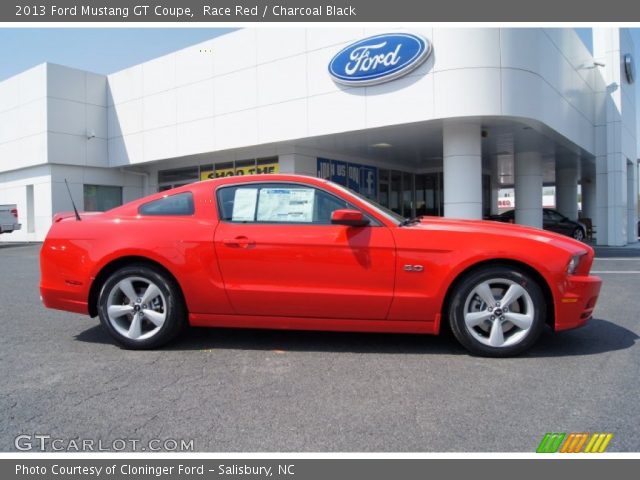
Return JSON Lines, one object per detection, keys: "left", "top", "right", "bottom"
{"left": 40, "top": 175, "right": 601, "bottom": 357}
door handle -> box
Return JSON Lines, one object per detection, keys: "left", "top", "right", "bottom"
{"left": 223, "top": 236, "right": 255, "bottom": 248}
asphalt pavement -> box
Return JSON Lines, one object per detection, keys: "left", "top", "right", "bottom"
{"left": 0, "top": 243, "right": 638, "bottom": 452}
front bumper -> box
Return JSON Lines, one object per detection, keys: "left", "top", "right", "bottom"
{"left": 555, "top": 275, "right": 602, "bottom": 331}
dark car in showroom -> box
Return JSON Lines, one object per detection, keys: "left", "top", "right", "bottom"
{"left": 488, "top": 209, "right": 587, "bottom": 241}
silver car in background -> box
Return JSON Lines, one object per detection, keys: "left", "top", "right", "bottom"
{"left": 0, "top": 205, "right": 21, "bottom": 234}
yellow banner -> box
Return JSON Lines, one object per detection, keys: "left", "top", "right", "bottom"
{"left": 201, "top": 163, "right": 279, "bottom": 180}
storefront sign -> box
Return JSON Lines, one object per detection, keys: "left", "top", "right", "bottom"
{"left": 317, "top": 158, "right": 377, "bottom": 199}
{"left": 201, "top": 162, "right": 279, "bottom": 180}
{"left": 358, "top": 165, "right": 377, "bottom": 199}
{"left": 328, "top": 33, "right": 431, "bottom": 86}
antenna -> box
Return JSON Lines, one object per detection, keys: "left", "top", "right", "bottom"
{"left": 64, "top": 179, "right": 82, "bottom": 221}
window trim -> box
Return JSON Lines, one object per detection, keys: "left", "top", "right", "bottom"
{"left": 138, "top": 191, "right": 195, "bottom": 216}
{"left": 215, "top": 182, "right": 381, "bottom": 227}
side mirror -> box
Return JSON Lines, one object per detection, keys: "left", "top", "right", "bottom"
{"left": 331, "top": 209, "right": 369, "bottom": 227}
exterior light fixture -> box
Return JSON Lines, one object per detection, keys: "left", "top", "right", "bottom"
{"left": 624, "top": 54, "right": 635, "bottom": 84}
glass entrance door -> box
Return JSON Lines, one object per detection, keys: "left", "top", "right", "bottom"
{"left": 415, "top": 173, "right": 442, "bottom": 216}
{"left": 389, "top": 170, "right": 402, "bottom": 215}
{"left": 385, "top": 170, "right": 415, "bottom": 218}
{"left": 377, "top": 170, "right": 446, "bottom": 218}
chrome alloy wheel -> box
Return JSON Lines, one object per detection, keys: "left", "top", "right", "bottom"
{"left": 106, "top": 276, "right": 167, "bottom": 341}
{"left": 462, "top": 278, "right": 535, "bottom": 348}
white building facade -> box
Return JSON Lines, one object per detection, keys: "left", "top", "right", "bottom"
{"left": 0, "top": 27, "right": 637, "bottom": 245}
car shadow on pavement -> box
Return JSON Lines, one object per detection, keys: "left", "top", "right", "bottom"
{"left": 75, "top": 323, "right": 465, "bottom": 355}
{"left": 525, "top": 318, "right": 639, "bottom": 357}
{"left": 74, "top": 317, "right": 637, "bottom": 357}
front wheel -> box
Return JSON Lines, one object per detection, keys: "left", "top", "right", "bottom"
{"left": 448, "top": 266, "right": 546, "bottom": 357}
{"left": 98, "top": 264, "right": 186, "bottom": 349}
{"left": 572, "top": 227, "right": 585, "bottom": 241}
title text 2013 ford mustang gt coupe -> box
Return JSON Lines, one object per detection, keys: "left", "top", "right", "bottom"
{"left": 40, "top": 175, "right": 601, "bottom": 357}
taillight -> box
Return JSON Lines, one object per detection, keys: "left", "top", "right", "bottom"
{"left": 10, "top": 208, "right": 18, "bottom": 219}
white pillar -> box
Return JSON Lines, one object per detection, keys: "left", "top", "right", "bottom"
{"left": 595, "top": 156, "right": 608, "bottom": 244}
{"left": 490, "top": 185, "right": 500, "bottom": 215}
{"left": 489, "top": 156, "right": 500, "bottom": 216}
{"left": 607, "top": 159, "right": 628, "bottom": 246}
{"left": 593, "top": 27, "right": 636, "bottom": 246}
{"left": 489, "top": 176, "right": 500, "bottom": 216}
{"left": 580, "top": 172, "right": 596, "bottom": 223}
{"left": 628, "top": 161, "right": 638, "bottom": 243}
{"left": 556, "top": 163, "right": 579, "bottom": 220}
{"left": 443, "top": 122, "right": 482, "bottom": 219}
{"left": 279, "top": 152, "right": 318, "bottom": 176}
{"left": 515, "top": 151, "right": 543, "bottom": 228}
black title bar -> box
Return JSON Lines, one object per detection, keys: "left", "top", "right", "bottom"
{"left": 3, "top": 0, "right": 640, "bottom": 22}
{"left": 3, "top": 459, "right": 640, "bottom": 480}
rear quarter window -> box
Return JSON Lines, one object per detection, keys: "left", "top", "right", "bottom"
{"left": 139, "top": 192, "right": 194, "bottom": 216}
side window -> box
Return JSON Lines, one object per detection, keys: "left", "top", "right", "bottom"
{"left": 545, "top": 210, "right": 563, "bottom": 222}
{"left": 216, "top": 184, "right": 354, "bottom": 225}
{"left": 139, "top": 192, "right": 194, "bottom": 216}
{"left": 314, "top": 189, "right": 349, "bottom": 224}
{"left": 217, "top": 187, "right": 243, "bottom": 221}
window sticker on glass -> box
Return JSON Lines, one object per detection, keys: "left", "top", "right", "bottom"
{"left": 257, "top": 188, "right": 315, "bottom": 222}
{"left": 232, "top": 188, "right": 258, "bottom": 221}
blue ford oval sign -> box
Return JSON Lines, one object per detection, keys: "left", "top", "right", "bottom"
{"left": 328, "top": 33, "right": 432, "bottom": 86}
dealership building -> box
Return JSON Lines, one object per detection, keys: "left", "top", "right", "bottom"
{"left": 0, "top": 27, "right": 637, "bottom": 245}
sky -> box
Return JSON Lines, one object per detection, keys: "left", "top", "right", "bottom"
{"left": 0, "top": 28, "right": 235, "bottom": 80}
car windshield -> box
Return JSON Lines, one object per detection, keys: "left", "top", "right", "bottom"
{"left": 327, "top": 181, "right": 406, "bottom": 225}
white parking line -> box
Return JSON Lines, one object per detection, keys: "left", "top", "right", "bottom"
{"left": 594, "top": 258, "right": 640, "bottom": 261}
{"left": 591, "top": 271, "right": 640, "bottom": 273}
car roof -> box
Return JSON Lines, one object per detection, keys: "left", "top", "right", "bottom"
{"left": 199, "top": 173, "right": 326, "bottom": 188}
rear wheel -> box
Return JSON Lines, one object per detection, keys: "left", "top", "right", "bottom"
{"left": 97, "top": 264, "right": 186, "bottom": 349}
{"left": 448, "top": 266, "right": 546, "bottom": 357}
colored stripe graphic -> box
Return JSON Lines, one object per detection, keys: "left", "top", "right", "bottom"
{"left": 537, "top": 433, "right": 613, "bottom": 453}
{"left": 584, "top": 433, "right": 613, "bottom": 453}
{"left": 560, "top": 433, "right": 589, "bottom": 453}
{"left": 537, "top": 433, "right": 565, "bottom": 453}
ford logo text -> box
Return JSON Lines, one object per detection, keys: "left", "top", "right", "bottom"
{"left": 328, "top": 33, "right": 432, "bottom": 86}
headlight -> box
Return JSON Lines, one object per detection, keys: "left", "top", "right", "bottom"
{"left": 567, "top": 253, "right": 586, "bottom": 275}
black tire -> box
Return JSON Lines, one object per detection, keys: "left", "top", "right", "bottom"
{"left": 97, "top": 264, "right": 187, "bottom": 349}
{"left": 448, "top": 266, "right": 546, "bottom": 357}
{"left": 572, "top": 227, "right": 585, "bottom": 241}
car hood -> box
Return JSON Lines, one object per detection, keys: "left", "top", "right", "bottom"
{"left": 406, "top": 216, "right": 590, "bottom": 253}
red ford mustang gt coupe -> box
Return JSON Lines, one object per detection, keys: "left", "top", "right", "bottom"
{"left": 40, "top": 174, "right": 601, "bottom": 357}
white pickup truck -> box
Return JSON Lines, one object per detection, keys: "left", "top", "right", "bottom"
{"left": 0, "top": 204, "right": 21, "bottom": 234}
